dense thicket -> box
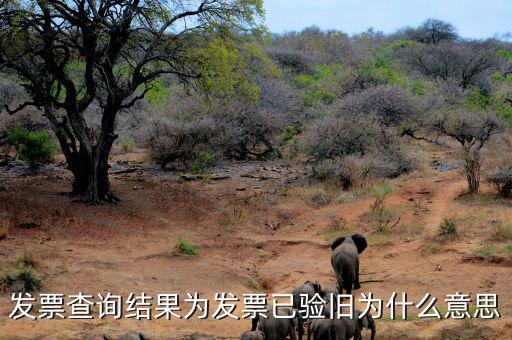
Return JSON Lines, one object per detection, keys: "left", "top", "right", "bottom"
{"left": 2, "top": 16, "right": 512, "bottom": 196}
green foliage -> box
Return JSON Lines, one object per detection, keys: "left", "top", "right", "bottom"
{"left": 375, "top": 66, "right": 407, "bottom": 87}
{"left": 296, "top": 64, "right": 340, "bottom": 88}
{"left": 372, "top": 182, "right": 393, "bottom": 203}
{"left": 497, "top": 49, "right": 512, "bottom": 62}
{"left": 371, "top": 183, "right": 399, "bottom": 232}
{"left": 411, "top": 81, "right": 426, "bottom": 95}
{"left": 145, "top": 78, "right": 173, "bottom": 107}
{"left": 303, "top": 88, "right": 336, "bottom": 106}
{"left": 471, "top": 245, "right": 501, "bottom": 262}
{"left": 439, "top": 218, "right": 457, "bottom": 236}
{"left": 120, "top": 138, "right": 135, "bottom": 153}
{"left": 467, "top": 89, "right": 492, "bottom": 110}
{"left": 1, "top": 264, "right": 42, "bottom": 293}
{"left": 6, "top": 126, "right": 57, "bottom": 168}
{"left": 280, "top": 125, "right": 298, "bottom": 144}
{"left": 176, "top": 239, "right": 199, "bottom": 256}
{"left": 192, "top": 38, "right": 276, "bottom": 103}
{"left": 247, "top": 277, "right": 263, "bottom": 291}
{"left": 190, "top": 151, "right": 216, "bottom": 174}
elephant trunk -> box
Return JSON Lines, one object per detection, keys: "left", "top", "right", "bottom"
{"left": 370, "top": 328, "right": 376, "bottom": 340}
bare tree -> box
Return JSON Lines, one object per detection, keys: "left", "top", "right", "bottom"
{"left": 0, "top": 0, "right": 263, "bottom": 203}
{"left": 432, "top": 111, "right": 503, "bottom": 194}
{"left": 407, "top": 42, "right": 499, "bottom": 89}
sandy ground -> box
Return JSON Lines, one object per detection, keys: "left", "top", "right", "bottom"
{"left": 0, "top": 151, "right": 512, "bottom": 339}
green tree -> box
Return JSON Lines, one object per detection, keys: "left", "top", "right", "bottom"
{"left": 0, "top": 0, "right": 265, "bottom": 203}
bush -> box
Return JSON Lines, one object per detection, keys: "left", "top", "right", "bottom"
{"left": 6, "top": 126, "right": 56, "bottom": 168}
{"left": 304, "top": 115, "right": 418, "bottom": 186}
{"left": 1, "top": 264, "right": 42, "bottom": 293}
{"left": 175, "top": 239, "right": 199, "bottom": 256}
{"left": 487, "top": 168, "right": 512, "bottom": 197}
{"left": 214, "top": 106, "right": 282, "bottom": 160}
{"left": 119, "top": 138, "right": 135, "bottom": 153}
{"left": 439, "top": 218, "right": 457, "bottom": 236}
{"left": 145, "top": 118, "right": 216, "bottom": 169}
{"left": 331, "top": 85, "right": 419, "bottom": 126}
{"left": 303, "top": 115, "right": 382, "bottom": 161}
{"left": 490, "top": 222, "right": 512, "bottom": 242}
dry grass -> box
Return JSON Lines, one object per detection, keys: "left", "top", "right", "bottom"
{"left": 489, "top": 220, "right": 512, "bottom": 242}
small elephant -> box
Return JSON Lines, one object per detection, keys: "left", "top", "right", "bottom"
{"left": 308, "top": 311, "right": 376, "bottom": 340}
{"left": 251, "top": 307, "right": 297, "bottom": 340}
{"left": 308, "top": 319, "right": 331, "bottom": 340}
{"left": 320, "top": 283, "right": 339, "bottom": 317}
{"left": 240, "top": 330, "right": 265, "bottom": 340}
{"left": 330, "top": 311, "right": 376, "bottom": 340}
{"left": 330, "top": 234, "right": 367, "bottom": 294}
{"left": 292, "top": 280, "right": 323, "bottom": 340}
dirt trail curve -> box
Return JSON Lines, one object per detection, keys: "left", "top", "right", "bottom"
{"left": 421, "top": 177, "right": 467, "bottom": 233}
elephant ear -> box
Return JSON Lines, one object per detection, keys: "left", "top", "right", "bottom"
{"left": 351, "top": 234, "right": 367, "bottom": 253}
{"left": 311, "top": 280, "right": 322, "bottom": 294}
{"left": 331, "top": 237, "right": 346, "bottom": 251}
{"left": 361, "top": 314, "right": 369, "bottom": 328}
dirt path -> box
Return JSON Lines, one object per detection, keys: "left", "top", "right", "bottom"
{"left": 0, "top": 163, "right": 511, "bottom": 339}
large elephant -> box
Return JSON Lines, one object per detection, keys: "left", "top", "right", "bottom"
{"left": 330, "top": 235, "right": 367, "bottom": 295}
{"left": 240, "top": 330, "right": 265, "bottom": 340}
{"left": 292, "top": 280, "right": 323, "bottom": 340}
{"left": 307, "top": 311, "right": 376, "bottom": 340}
{"left": 251, "top": 307, "right": 297, "bottom": 340}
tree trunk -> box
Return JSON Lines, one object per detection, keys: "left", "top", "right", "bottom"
{"left": 82, "top": 141, "right": 118, "bottom": 204}
{"left": 465, "top": 153, "right": 481, "bottom": 194}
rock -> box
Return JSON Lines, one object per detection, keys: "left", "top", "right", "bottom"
{"left": 188, "top": 334, "right": 213, "bottom": 340}
{"left": 211, "top": 174, "right": 230, "bottom": 180}
{"left": 118, "top": 331, "right": 146, "bottom": 340}
{"left": 19, "top": 221, "right": 40, "bottom": 229}
{"left": 83, "top": 334, "right": 110, "bottom": 340}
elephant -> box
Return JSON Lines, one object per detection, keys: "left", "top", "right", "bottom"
{"left": 240, "top": 330, "right": 265, "bottom": 340}
{"left": 292, "top": 280, "right": 323, "bottom": 340}
{"left": 307, "top": 311, "right": 376, "bottom": 340}
{"left": 307, "top": 319, "right": 331, "bottom": 340}
{"left": 320, "top": 283, "right": 339, "bottom": 317}
{"left": 330, "top": 234, "right": 367, "bottom": 295}
{"left": 251, "top": 307, "right": 297, "bottom": 340}
{"left": 330, "top": 311, "right": 376, "bottom": 340}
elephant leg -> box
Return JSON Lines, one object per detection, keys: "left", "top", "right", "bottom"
{"left": 298, "top": 317, "right": 304, "bottom": 340}
{"left": 354, "top": 261, "right": 361, "bottom": 290}
{"left": 354, "top": 329, "right": 362, "bottom": 340}
{"left": 289, "top": 322, "right": 297, "bottom": 340}
{"left": 336, "top": 272, "right": 345, "bottom": 296}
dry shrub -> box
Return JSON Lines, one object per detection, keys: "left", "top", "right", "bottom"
{"left": 305, "top": 115, "right": 419, "bottom": 188}
{"left": 331, "top": 85, "right": 419, "bottom": 126}
{"left": 214, "top": 106, "right": 283, "bottom": 160}
{"left": 487, "top": 168, "right": 512, "bottom": 198}
{"left": 144, "top": 117, "right": 216, "bottom": 169}
{"left": 0, "top": 109, "right": 49, "bottom": 134}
